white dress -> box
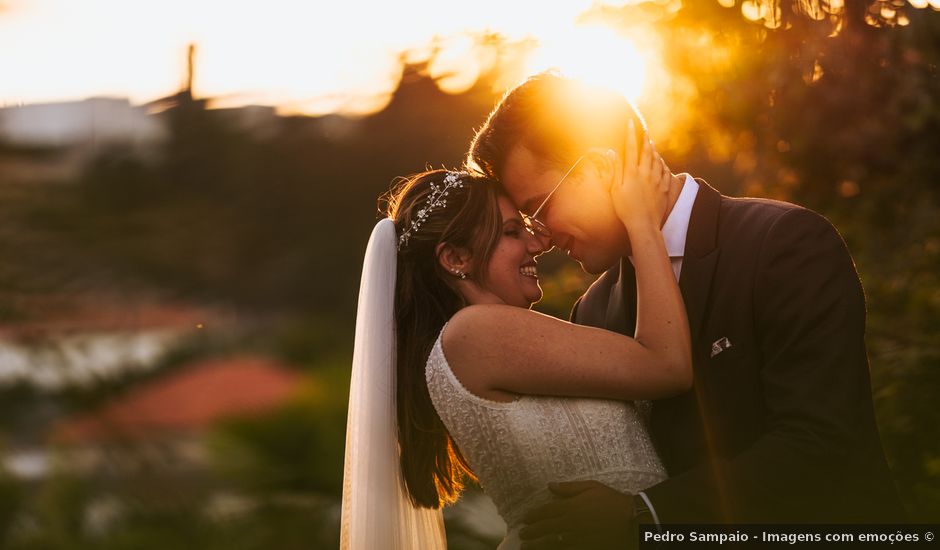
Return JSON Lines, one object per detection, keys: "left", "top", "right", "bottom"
{"left": 425, "top": 331, "right": 667, "bottom": 549}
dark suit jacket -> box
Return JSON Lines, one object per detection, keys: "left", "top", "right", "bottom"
{"left": 572, "top": 180, "right": 904, "bottom": 523}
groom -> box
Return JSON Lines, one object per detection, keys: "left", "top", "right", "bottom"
{"left": 467, "top": 74, "right": 904, "bottom": 548}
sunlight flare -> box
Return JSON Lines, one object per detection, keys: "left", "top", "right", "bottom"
{"left": 524, "top": 25, "right": 649, "bottom": 102}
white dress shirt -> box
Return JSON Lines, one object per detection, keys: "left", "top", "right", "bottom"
{"left": 661, "top": 174, "right": 699, "bottom": 281}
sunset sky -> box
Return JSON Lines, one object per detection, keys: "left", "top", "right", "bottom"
{"left": 0, "top": 0, "right": 661, "bottom": 115}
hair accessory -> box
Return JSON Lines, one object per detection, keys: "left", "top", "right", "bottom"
{"left": 397, "top": 171, "right": 467, "bottom": 251}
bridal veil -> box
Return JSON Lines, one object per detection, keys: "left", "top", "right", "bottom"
{"left": 340, "top": 218, "right": 447, "bottom": 549}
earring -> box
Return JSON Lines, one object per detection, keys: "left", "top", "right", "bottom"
{"left": 453, "top": 269, "right": 468, "bottom": 280}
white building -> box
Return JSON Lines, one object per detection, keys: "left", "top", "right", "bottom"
{"left": 0, "top": 97, "right": 166, "bottom": 148}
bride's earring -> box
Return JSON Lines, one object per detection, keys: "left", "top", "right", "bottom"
{"left": 452, "top": 269, "right": 468, "bottom": 280}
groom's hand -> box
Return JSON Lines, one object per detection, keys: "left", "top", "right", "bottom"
{"left": 519, "top": 480, "right": 636, "bottom": 550}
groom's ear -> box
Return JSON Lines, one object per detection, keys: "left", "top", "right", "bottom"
{"left": 435, "top": 242, "right": 473, "bottom": 275}
{"left": 583, "top": 147, "right": 619, "bottom": 192}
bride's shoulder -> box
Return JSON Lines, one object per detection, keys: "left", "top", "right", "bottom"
{"left": 444, "top": 305, "right": 524, "bottom": 359}
{"left": 445, "top": 305, "right": 498, "bottom": 345}
{"left": 444, "top": 304, "right": 556, "bottom": 360}
{"left": 446, "top": 304, "right": 531, "bottom": 339}
{"left": 438, "top": 306, "right": 527, "bottom": 404}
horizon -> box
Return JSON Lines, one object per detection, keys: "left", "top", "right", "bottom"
{"left": 0, "top": 0, "right": 655, "bottom": 116}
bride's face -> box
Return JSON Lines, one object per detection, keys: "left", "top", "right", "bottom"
{"left": 476, "top": 195, "right": 546, "bottom": 307}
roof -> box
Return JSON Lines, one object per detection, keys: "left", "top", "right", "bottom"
{"left": 52, "top": 356, "right": 303, "bottom": 444}
{"left": 0, "top": 294, "right": 233, "bottom": 339}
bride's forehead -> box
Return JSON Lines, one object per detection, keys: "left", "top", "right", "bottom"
{"left": 496, "top": 195, "right": 523, "bottom": 219}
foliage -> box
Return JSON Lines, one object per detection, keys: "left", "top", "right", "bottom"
{"left": 633, "top": 1, "right": 940, "bottom": 519}
{"left": 0, "top": 458, "right": 24, "bottom": 546}
{"left": 206, "top": 367, "right": 348, "bottom": 498}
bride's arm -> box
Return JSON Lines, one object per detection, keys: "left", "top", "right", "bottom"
{"left": 444, "top": 304, "right": 690, "bottom": 400}
{"left": 444, "top": 125, "right": 692, "bottom": 401}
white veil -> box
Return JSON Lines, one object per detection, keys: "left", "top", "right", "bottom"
{"left": 340, "top": 218, "right": 447, "bottom": 549}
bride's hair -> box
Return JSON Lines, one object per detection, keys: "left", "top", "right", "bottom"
{"left": 382, "top": 169, "right": 502, "bottom": 508}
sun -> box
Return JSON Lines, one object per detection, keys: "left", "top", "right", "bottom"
{"left": 524, "top": 25, "right": 649, "bottom": 102}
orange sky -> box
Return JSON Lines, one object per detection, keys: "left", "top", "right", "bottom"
{"left": 0, "top": 0, "right": 661, "bottom": 115}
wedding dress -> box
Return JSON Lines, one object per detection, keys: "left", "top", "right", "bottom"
{"left": 426, "top": 329, "right": 667, "bottom": 550}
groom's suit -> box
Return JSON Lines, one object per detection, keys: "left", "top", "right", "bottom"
{"left": 572, "top": 180, "right": 904, "bottom": 522}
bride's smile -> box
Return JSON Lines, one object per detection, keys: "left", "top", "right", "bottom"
{"left": 478, "top": 195, "right": 546, "bottom": 308}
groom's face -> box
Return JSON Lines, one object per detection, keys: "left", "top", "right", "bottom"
{"left": 501, "top": 145, "right": 630, "bottom": 275}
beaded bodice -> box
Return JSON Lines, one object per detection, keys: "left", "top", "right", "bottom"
{"left": 425, "top": 332, "right": 667, "bottom": 534}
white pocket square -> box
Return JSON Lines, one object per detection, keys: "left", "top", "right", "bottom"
{"left": 710, "top": 337, "right": 733, "bottom": 358}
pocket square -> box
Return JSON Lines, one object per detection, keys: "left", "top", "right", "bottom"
{"left": 710, "top": 337, "right": 733, "bottom": 358}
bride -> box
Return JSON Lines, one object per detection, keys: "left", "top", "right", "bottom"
{"left": 341, "top": 130, "right": 690, "bottom": 549}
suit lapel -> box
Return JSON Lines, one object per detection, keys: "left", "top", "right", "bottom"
{"left": 605, "top": 257, "right": 636, "bottom": 335}
{"left": 678, "top": 179, "right": 722, "bottom": 347}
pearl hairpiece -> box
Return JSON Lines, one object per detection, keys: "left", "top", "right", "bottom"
{"left": 397, "top": 171, "right": 467, "bottom": 251}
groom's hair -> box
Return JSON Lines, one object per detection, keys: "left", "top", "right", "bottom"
{"left": 467, "top": 72, "right": 647, "bottom": 180}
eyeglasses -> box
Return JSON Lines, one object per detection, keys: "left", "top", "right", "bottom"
{"left": 519, "top": 154, "right": 588, "bottom": 241}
